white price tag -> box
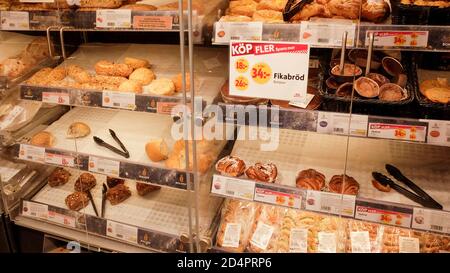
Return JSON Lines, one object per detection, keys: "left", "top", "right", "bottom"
{"left": 42, "top": 92, "right": 70, "bottom": 105}
{"left": 19, "top": 144, "right": 45, "bottom": 163}
{"left": 215, "top": 22, "right": 262, "bottom": 43}
{"left": 300, "top": 19, "right": 355, "bottom": 47}
{"left": 102, "top": 91, "right": 136, "bottom": 110}
{"left": 88, "top": 156, "right": 120, "bottom": 176}
{"left": 45, "top": 153, "right": 75, "bottom": 167}
{"left": 0, "top": 105, "right": 25, "bottom": 130}
{"left": 48, "top": 211, "right": 76, "bottom": 228}
{"left": 106, "top": 220, "right": 138, "bottom": 244}
{"left": 212, "top": 174, "right": 255, "bottom": 201}
{"left": 412, "top": 208, "right": 450, "bottom": 234}
{"left": 317, "top": 112, "right": 368, "bottom": 137}
{"left": 22, "top": 201, "right": 48, "bottom": 220}
{"left": 422, "top": 119, "right": 450, "bottom": 147}
{"left": 229, "top": 40, "right": 310, "bottom": 102}
{"left": 289, "top": 93, "right": 315, "bottom": 109}
{"left": 96, "top": 9, "right": 132, "bottom": 29}
{"left": 250, "top": 222, "right": 274, "bottom": 250}
{"left": 305, "top": 190, "right": 356, "bottom": 217}
{"left": 318, "top": 232, "right": 336, "bottom": 253}
{"left": 367, "top": 31, "right": 428, "bottom": 48}
{"left": 1, "top": 11, "right": 29, "bottom": 30}
{"left": 350, "top": 231, "right": 371, "bottom": 253}
{"left": 222, "top": 223, "right": 241, "bottom": 248}
{"left": 289, "top": 228, "right": 308, "bottom": 253}
{"left": 399, "top": 237, "right": 420, "bottom": 253}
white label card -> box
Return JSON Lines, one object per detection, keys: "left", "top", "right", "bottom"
{"left": 421, "top": 119, "right": 450, "bottom": 147}
{"left": 19, "top": 144, "right": 45, "bottom": 163}
{"left": 0, "top": 106, "right": 25, "bottom": 130}
{"left": 222, "top": 223, "right": 241, "bottom": 248}
{"left": 102, "top": 91, "right": 136, "bottom": 110}
{"left": 42, "top": 92, "right": 70, "bottom": 105}
{"left": 318, "top": 232, "right": 337, "bottom": 253}
{"left": 212, "top": 174, "right": 255, "bottom": 201}
{"left": 350, "top": 231, "right": 371, "bottom": 253}
{"left": 366, "top": 31, "right": 428, "bottom": 48}
{"left": 317, "top": 112, "right": 368, "bottom": 137}
{"left": 106, "top": 220, "right": 138, "bottom": 244}
{"left": 412, "top": 208, "right": 450, "bottom": 234}
{"left": 250, "top": 222, "right": 274, "bottom": 250}
{"left": 305, "top": 190, "right": 356, "bottom": 217}
{"left": 48, "top": 211, "right": 76, "bottom": 228}
{"left": 300, "top": 19, "right": 356, "bottom": 47}
{"left": 96, "top": 10, "right": 132, "bottom": 29}
{"left": 1, "top": 11, "right": 29, "bottom": 30}
{"left": 22, "top": 201, "right": 48, "bottom": 219}
{"left": 399, "top": 237, "right": 420, "bottom": 253}
{"left": 215, "top": 22, "right": 262, "bottom": 43}
{"left": 45, "top": 153, "right": 75, "bottom": 168}
{"left": 88, "top": 156, "right": 120, "bottom": 176}
{"left": 289, "top": 228, "right": 308, "bottom": 253}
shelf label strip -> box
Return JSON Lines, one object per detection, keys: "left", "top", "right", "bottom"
{"left": 412, "top": 208, "right": 450, "bottom": 234}
{"left": 96, "top": 9, "right": 132, "bottom": 29}
{"left": 212, "top": 174, "right": 255, "bottom": 201}
{"left": 254, "top": 183, "right": 302, "bottom": 209}
{"left": 421, "top": 119, "right": 450, "bottom": 147}
{"left": 19, "top": 144, "right": 45, "bottom": 163}
{"left": 367, "top": 117, "right": 427, "bottom": 143}
{"left": 22, "top": 200, "right": 48, "bottom": 220}
{"left": 317, "top": 112, "right": 368, "bottom": 137}
{"left": 106, "top": 220, "right": 138, "bottom": 244}
{"left": 0, "top": 11, "right": 29, "bottom": 30}
{"left": 366, "top": 30, "right": 428, "bottom": 48}
{"left": 215, "top": 22, "right": 263, "bottom": 44}
{"left": 300, "top": 19, "right": 356, "bottom": 47}
{"left": 88, "top": 156, "right": 120, "bottom": 177}
{"left": 102, "top": 90, "right": 136, "bottom": 110}
{"left": 354, "top": 201, "right": 413, "bottom": 228}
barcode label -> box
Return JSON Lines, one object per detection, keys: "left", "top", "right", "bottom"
{"left": 318, "top": 38, "right": 329, "bottom": 43}
{"left": 107, "top": 22, "right": 115, "bottom": 27}
{"left": 431, "top": 225, "right": 443, "bottom": 231}
{"left": 226, "top": 190, "right": 235, "bottom": 195}
{"left": 321, "top": 206, "right": 331, "bottom": 211}
{"left": 98, "top": 168, "right": 105, "bottom": 172}
{"left": 113, "top": 102, "right": 120, "bottom": 106}
{"left": 333, "top": 128, "right": 344, "bottom": 133}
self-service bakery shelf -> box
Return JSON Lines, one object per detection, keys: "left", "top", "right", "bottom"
{"left": 210, "top": 128, "right": 450, "bottom": 235}
{"left": 19, "top": 43, "right": 227, "bottom": 114}
{"left": 212, "top": 22, "right": 450, "bottom": 52}
{"left": 217, "top": 103, "right": 450, "bottom": 148}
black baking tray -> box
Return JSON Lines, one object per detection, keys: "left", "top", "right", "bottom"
{"left": 318, "top": 53, "right": 417, "bottom": 117}
{"left": 391, "top": 0, "right": 450, "bottom": 26}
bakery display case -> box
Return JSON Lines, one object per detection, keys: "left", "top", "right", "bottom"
{"left": 0, "top": 0, "right": 449, "bottom": 254}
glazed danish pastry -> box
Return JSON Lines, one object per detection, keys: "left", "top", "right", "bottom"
{"left": 215, "top": 155, "right": 246, "bottom": 177}
{"left": 245, "top": 162, "right": 278, "bottom": 183}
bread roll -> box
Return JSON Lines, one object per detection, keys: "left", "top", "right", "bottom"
{"left": 129, "top": 68, "right": 155, "bottom": 85}
{"left": 67, "top": 65, "right": 91, "bottom": 84}
{"left": 145, "top": 139, "right": 169, "bottom": 162}
{"left": 118, "top": 79, "right": 143, "bottom": 93}
{"left": 67, "top": 122, "right": 91, "bottom": 139}
{"left": 95, "top": 60, "right": 133, "bottom": 78}
{"left": 124, "top": 57, "right": 150, "bottom": 69}
{"left": 120, "top": 4, "right": 157, "bottom": 10}
{"left": 143, "top": 78, "right": 175, "bottom": 96}
{"left": 30, "top": 131, "right": 54, "bottom": 147}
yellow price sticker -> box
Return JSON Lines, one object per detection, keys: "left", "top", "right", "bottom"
{"left": 235, "top": 58, "right": 249, "bottom": 73}
{"left": 234, "top": 76, "right": 249, "bottom": 91}
{"left": 251, "top": 62, "right": 272, "bottom": 84}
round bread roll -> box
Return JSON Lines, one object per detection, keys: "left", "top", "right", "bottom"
{"left": 30, "top": 131, "right": 54, "bottom": 147}
{"left": 67, "top": 65, "right": 91, "bottom": 84}
{"left": 144, "top": 78, "right": 175, "bottom": 96}
{"left": 129, "top": 68, "right": 155, "bottom": 85}
{"left": 118, "top": 79, "right": 143, "bottom": 93}
{"left": 95, "top": 60, "right": 133, "bottom": 77}
{"left": 172, "top": 73, "right": 192, "bottom": 93}
{"left": 145, "top": 139, "right": 169, "bottom": 162}
{"left": 124, "top": 57, "right": 150, "bottom": 70}
{"left": 67, "top": 122, "right": 91, "bottom": 139}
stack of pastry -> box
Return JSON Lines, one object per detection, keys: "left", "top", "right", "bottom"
{"left": 0, "top": 37, "right": 51, "bottom": 79}
{"left": 419, "top": 77, "right": 450, "bottom": 104}
{"left": 216, "top": 199, "right": 261, "bottom": 252}
{"left": 247, "top": 205, "right": 286, "bottom": 252}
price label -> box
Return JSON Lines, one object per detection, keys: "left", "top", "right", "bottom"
{"left": 19, "top": 144, "right": 45, "bottom": 163}
{"left": 211, "top": 174, "right": 255, "bottom": 201}
{"left": 102, "top": 91, "right": 136, "bottom": 110}
{"left": 214, "top": 22, "right": 262, "bottom": 44}
{"left": 45, "top": 153, "right": 75, "bottom": 167}
{"left": 368, "top": 118, "right": 427, "bottom": 142}
{"left": 254, "top": 184, "right": 302, "bottom": 209}
{"left": 42, "top": 92, "right": 70, "bottom": 105}
{"left": 317, "top": 112, "right": 368, "bottom": 137}
{"left": 157, "top": 102, "right": 178, "bottom": 115}
{"left": 366, "top": 31, "right": 428, "bottom": 48}
{"left": 421, "top": 119, "right": 450, "bottom": 147}
{"left": 96, "top": 9, "right": 131, "bottom": 29}
{"left": 106, "top": 220, "right": 138, "bottom": 244}
{"left": 250, "top": 222, "right": 274, "bottom": 250}
{"left": 229, "top": 40, "right": 310, "bottom": 102}
{"left": 222, "top": 223, "right": 241, "bottom": 248}
{"left": 1, "top": 11, "right": 29, "bottom": 30}
{"left": 399, "top": 237, "right": 420, "bottom": 253}
{"left": 300, "top": 19, "right": 356, "bottom": 47}
{"left": 350, "top": 231, "right": 371, "bottom": 253}
{"left": 0, "top": 105, "right": 25, "bottom": 130}
{"left": 412, "top": 208, "right": 450, "bottom": 234}
{"left": 22, "top": 201, "right": 48, "bottom": 220}
{"left": 133, "top": 16, "right": 173, "bottom": 30}
{"left": 318, "top": 232, "right": 337, "bottom": 253}
{"left": 48, "top": 211, "right": 76, "bottom": 228}
{"left": 88, "top": 156, "right": 120, "bottom": 176}
{"left": 289, "top": 228, "right": 308, "bottom": 253}
{"left": 305, "top": 190, "right": 356, "bottom": 217}
{"left": 355, "top": 203, "right": 412, "bottom": 228}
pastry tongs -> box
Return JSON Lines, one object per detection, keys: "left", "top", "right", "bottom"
{"left": 372, "top": 164, "right": 442, "bottom": 210}
{"left": 93, "top": 129, "right": 130, "bottom": 158}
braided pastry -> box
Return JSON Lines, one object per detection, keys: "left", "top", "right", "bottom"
{"left": 245, "top": 162, "right": 278, "bottom": 183}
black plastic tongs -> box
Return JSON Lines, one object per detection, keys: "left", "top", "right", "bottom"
{"left": 283, "top": 0, "right": 314, "bottom": 21}
{"left": 93, "top": 129, "right": 130, "bottom": 158}
{"left": 372, "top": 164, "right": 443, "bottom": 210}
